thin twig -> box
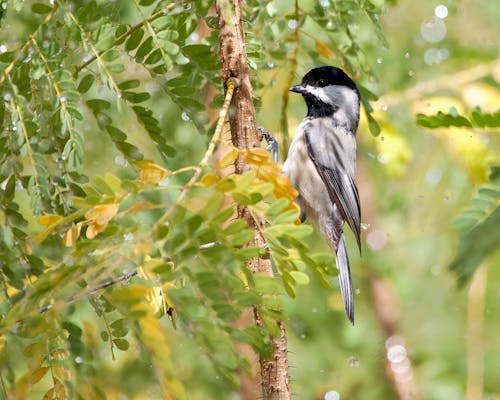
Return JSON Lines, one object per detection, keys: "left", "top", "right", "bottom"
{"left": 39, "top": 270, "right": 138, "bottom": 314}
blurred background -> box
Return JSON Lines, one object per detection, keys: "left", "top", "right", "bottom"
{"left": 1, "top": 0, "right": 499, "bottom": 398}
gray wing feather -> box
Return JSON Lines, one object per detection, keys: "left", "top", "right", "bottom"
{"left": 304, "top": 122, "right": 361, "bottom": 252}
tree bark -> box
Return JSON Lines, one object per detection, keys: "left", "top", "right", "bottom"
{"left": 216, "top": 1, "right": 290, "bottom": 399}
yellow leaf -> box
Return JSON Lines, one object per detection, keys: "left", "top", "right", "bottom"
{"left": 42, "top": 388, "right": 55, "bottom": 400}
{"left": 126, "top": 201, "right": 158, "bottom": 214}
{"left": 216, "top": 147, "right": 238, "bottom": 169}
{"left": 35, "top": 215, "right": 65, "bottom": 244}
{"left": 24, "top": 241, "right": 33, "bottom": 255}
{"left": 53, "top": 365, "right": 72, "bottom": 381}
{"left": 315, "top": 39, "right": 334, "bottom": 58}
{"left": 139, "top": 162, "right": 171, "bottom": 184}
{"left": 200, "top": 173, "right": 218, "bottom": 187}
{"left": 242, "top": 148, "right": 271, "bottom": 165}
{"left": 34, "top": 228, "right": 54, "bottom": 244}
{"left": 85, "top": 204, "right": 119, "bottom": 239}
{"left": 29, "top": 367, "right": 49, "bottom": 384}
{"left": 38, "top": 215, "right": 63, "bottom": 226}
{"left": 138, "top": 266, "right": 164, "bottom": 314}
{"left": 85, "top": 222, "right": 106, "bottom": 239}
{"left": 63, "top": 222, "right": 82, "bottom": 247}
{"left": 54, "top": 379, "right": 66, "bottom": 398}
{"left": 85, "top": 203, "right": 119, "bottom": 224}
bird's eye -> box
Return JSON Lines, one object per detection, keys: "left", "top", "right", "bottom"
{"left": 318, "top": 79, "right": 326, "bottom": 86}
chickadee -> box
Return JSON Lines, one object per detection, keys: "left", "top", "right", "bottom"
{"left": 283, "top": 66, "right": 361, "bottom": 323}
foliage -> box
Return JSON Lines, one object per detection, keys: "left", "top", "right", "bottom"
{"left": 1, "top": 0, "right": 499, "bottom": 399}
{"left": 416, "top": 106, "right": 500, "bottom": 285}
{"left": 416, "top": 107, "right": 500, "bottom": 129}
{"left": 450, "top": 165, "right": 500, "bottom": 286}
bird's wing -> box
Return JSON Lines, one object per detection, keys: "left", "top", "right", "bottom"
{"left": 304, "top": 121, "right": 361, "bottom": 252}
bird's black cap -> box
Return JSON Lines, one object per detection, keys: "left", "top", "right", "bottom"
{"left": 290, "top": 66, "right": 357, "bottom": 92}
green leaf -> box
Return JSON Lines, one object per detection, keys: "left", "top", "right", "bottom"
{"left": 32, "top": 3, "right": 52, "bottom": 14}
{"left": 125, "top": 28, "right": 145, "bottom": 52}
{"left": 77, "top": 74, "right": 95, "bottom": 93}
{"left": 107, "top": 63, "right": 125, "bottom": 73}
{"left": 86, "top": 99, "right": 111, "bottom": 112}
{"left": 449, "top": 207, "right": 500, "bottom": 286}
{"left": 101, "top": 49, "right": 121, "bottom": 62}
{"left": 144, "top": 49, "right": 163, "bottom": 65}
{"left": 290, "top": 271, "right": 310, "bottom": 285}
{"left": 122, "top": 92, "right": 150, "bottom": 103}
{"left": 113, "top": 338, "right": 130, "bottom": 351}
{"left": 118, "top": 80, "right": 140, "bottom": 90}
{"left": 105, "top": 125, "right": 127, "bottom": 141}
{"left": 96, "top": 36, "right": 115, "bottom": 52}
{"left": 135, "top": 36, "right": 154, "bottom": 60}
{"left": 2, "top": 175, "right": 16, "bottom": 204}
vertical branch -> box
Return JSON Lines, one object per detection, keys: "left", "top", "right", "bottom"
{"left": 215, "top": 1, "right": 290, "bottom": 399}
{"left": 465, "top": 265, "right": 486, "bottom": 400}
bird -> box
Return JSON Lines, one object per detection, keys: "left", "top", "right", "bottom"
{"left": 282, "top": 66, "right": 361, "bottom": 323}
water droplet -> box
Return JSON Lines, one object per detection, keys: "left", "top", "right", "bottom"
{"left": 420, "top": 16, "right": 446, "bottom": 43}
{"left": 123, "top": 232, "right": 134, "bottom": 241}
{"left": 324, "top": 391, "right": 340, "bottom": 400}
{"left": 438, "top": 48, "right": 449, "bottom": 60}
{"left": 75, "top": 356, "right": 83, "bottom": 364}
{"left": 0, "top": 44, "right": 7, "bottom": 53}
{"left": 424, "top": 47, "right": 441, "bottom": 66}
{"left": 431, "top": 264, "right": 442, "bottom": 276}
{"left": 376, "top": 58, "right": 382, "bottom": 64}
{"left": 288, "top": 19, "right": 298, "bottom": 30}
{"left": 267, "top": 61, "right": 275, "bottom": 68}
{"left": 181, "top": 112, "right": 190, "bottom": 121}
{"left": 425, "top": 167, "right": 442, "bottom": 185}
{"left": 3, "top": 93, "right": 11, "bottom": 101}
{"left": 326, "top": 21, "right": 334, "bottom": 30}
{"left": 434, "top": 5, "right": 448, "bottom": 19}
{"left": 347, "top": 356, "right": 359, "bottom": 368}
{"left": 190, "top": 32, "right": 200, "bottom": 42}
{"left": 114, "top": 155, "right": 128, "bottom": 167}
{"left": 387, "top": 344, "right": 407, "bottom": 363}
{"left": 361, "top": 223, "right": 370, "bottom": 230}
{"left": 367, "top": 229, "right": 387, "bottom": 251}
{"left": 377, "top": 153, "right": 389, "bottom": 164}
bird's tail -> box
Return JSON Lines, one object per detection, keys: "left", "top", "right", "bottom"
{"left": 336, "top": 234, "right": 354, "bottom": 324}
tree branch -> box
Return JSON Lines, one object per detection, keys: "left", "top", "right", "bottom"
{"left": 216, "top": 1, "right": 290, "bottom": 399}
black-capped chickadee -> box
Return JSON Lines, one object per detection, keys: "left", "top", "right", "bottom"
{"left": 283, "top": 66, "right": 361, "bottom": 323}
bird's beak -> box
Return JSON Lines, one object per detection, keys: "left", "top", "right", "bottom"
{"left": 289, "top": 84, "right": 306, "bottom": 94}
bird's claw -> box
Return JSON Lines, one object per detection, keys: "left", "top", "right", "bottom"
{"left": 257, "top": 126, "right": 279, "bottom": 163}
